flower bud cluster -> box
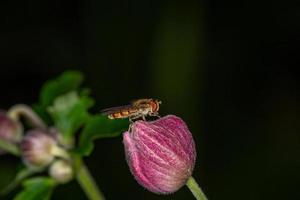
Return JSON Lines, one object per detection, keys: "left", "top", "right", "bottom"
{"left": 20, "top": 129, "right": 73, "bottom": 183}
{"left": 0, "top": 108, "right": 73, "bottom": 184}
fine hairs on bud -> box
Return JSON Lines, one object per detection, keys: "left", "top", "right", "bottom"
{"left": 123, "top": 115, "right": 196, "bottom": 194}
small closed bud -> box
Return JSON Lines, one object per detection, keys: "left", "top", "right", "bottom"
{"left": 0, "top": 111, "right": 23, "bottom": 154}
{"left": 0, "top": 111, "right": 22, "bottom": 143}
{"left": 20, "top": 129, "right": 68, "bottom": 168}
{"left": 49, "top": 160, "right": 73, "bottom": 184}
{"left": 123, "top": 115, "right": 196, "bottom": 194}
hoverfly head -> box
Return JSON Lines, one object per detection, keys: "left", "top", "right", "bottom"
{"left": 150, "top": 99, "right": 161, "bottom": 113}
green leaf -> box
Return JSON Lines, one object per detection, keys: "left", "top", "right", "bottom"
{"left": 48, "top": 91, "right": 94, "bottom": 138}
{"left": 77, "top": 115, "right": 129, "bottom": 156}
{"left": 13, "top": 177, "right": 55, "bottom": 200}
{"left": 39, "top": 71, "right": 83, "bottom": 107}
{"left": 33, "top": 71, "right": 84, "bottom": 122}
{"left": 1, "top": 168, "right": 35, "bottom": 195}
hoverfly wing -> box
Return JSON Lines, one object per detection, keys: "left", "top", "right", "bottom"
{"left": 130, "top": 98, "right": 153, "bottom": 106}
{"left": 100, "top": 104, "right": 133, "bottom": 115}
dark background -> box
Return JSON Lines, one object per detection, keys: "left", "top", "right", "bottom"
{"left": 0, "top": 0, "right": 299, "bottom": 199}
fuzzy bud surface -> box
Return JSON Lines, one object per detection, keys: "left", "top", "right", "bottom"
{"left": 123, "top": 115, "right": 196, "bottom": 194}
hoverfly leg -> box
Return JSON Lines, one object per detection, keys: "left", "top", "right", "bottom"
{"left": 150, "top": 112, "right": 160, "bottom": 118}
{"left": 128, "top": 117, "right": 134, "bottom": 132}
{"left": 128, "top": 123, "right": 133, "bottom": 132}
{"left": 129, "top": 117, "right": 134, "bottom": 123}
{"left": 154, "top": 112, "right": 161, "bottom": 118}
{"left": 130, "top": 114, "right": 143, "bottom": 121}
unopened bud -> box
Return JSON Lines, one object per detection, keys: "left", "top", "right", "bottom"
{"left": 49, "top": 160, "right": 73, "bottom": 184}
{"left": 20, "top": 129, "right": 69, "bottom": 168}
{"left": 0, "top": 111, "right": 22, "bottom": 143}
{"left": 123, "top": 115, "right": 196, "bottom": 194}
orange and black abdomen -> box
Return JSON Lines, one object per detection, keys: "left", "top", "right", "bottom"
{"left": 108, "top": 112, "right": 122, "bottom": 119}
{"left": 108, "top": 109, "right": 137, "bottom": 119}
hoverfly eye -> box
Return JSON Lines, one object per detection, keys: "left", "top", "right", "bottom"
{"left": 150, "top": 101, "right": 158, "bottom": 112}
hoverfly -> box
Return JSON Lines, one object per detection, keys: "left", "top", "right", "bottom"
{"left": 101, "top": 98, "right": 161, "bottom": 121}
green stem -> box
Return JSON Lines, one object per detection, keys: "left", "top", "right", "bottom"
{"left": 0, "top": 139, "right": 20, "bottom": 156}
{"left": 8, "top": 104, "right": 47, "bottom": 130}
{"left": 76, "top": 160, "right": 106, "bottom": 200}
{"left": 186, "top": 176, "right": 208, "bottom": 200}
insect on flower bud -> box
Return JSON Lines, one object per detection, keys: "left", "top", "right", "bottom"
{"left": 49, "top": 160, "right": 73, "bottom": 184}
{"left": 123, "top": 115, "right": 196, "bottom": 194}
{"left": 0, "top": 111, "right": 23, "bottom": 144}
{"left": 20, "top": 129, "right": 68, "bottom": 168}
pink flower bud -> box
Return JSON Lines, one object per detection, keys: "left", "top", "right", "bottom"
{"left": 0, "top": 111, "right": 22, "bottom": 143}
{"left": 123, "top": 115, "right": 196, "bottom": 194}
{"left": 20, "top": 130, "right": 58, "bottom": 168}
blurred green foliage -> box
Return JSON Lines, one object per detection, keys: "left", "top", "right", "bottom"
{"left": 48, "top": 91, "right": 94, "bottom": 139}
{"left": 14, "top": 177, "right": 55, "bottom": 200}
{"left": 34, "top": 71, "right": 84, "bottom": 124}
{"left": 35, "top": 70, "right": 128, "bottom": 153}
{"left": 77, "top": 115, "right": 128, "bottom": 156}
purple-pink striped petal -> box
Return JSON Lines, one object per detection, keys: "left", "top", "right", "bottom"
{"left": 123, "top": 115, "right": 196, "bottom": 194}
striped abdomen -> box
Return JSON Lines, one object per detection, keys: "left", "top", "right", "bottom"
{"left": 108, "top": 109, "right": 138, "bottom": 119}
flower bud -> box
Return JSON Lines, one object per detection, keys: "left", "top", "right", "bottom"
{"left": 20, "top": 129, "right": 64, "bottom": 168}
{"left": 123, "top": 115, "right": 196, "bottom": 194}
{"left": 0, "top": 111, "right": 23, "bottom": 154}
{"left": 49, "top": 160, "right": 73, "bottom": 184}
{"left": 0, "top": 111, "right": 22, "bottom": 143}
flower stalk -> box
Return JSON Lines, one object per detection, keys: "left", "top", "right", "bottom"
{"left": 8, "top": 104, "right": 47, "bottom": 130}
{"left": 76, "top": 159, "right": 106, "bottom": 200}
{"left": 186, "top": 176, "right": 208, "bottom": 200}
